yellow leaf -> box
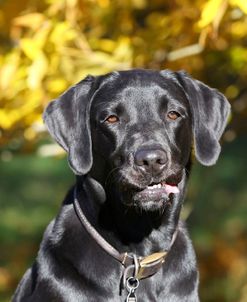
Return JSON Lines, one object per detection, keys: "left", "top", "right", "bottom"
{"left": 0, "top": 110, "right": 12, "bottom": 129}
{"left": 66, "top": 0, "right": 78, "bottom": 8}
{"left": 132, "top": 0, "right": 147, "bottom": 9}
{"left": 20, "top": 38, "right": 42, "bottom": 60}
{"left": 113, "top": 37, "right": 132, "bottom": 61}
{"left": 198, "top": 0, "right": 225, "bottom": 28}
{"left": 33, "top": 21, "right": 52, "bottom": 49}
{"left": 27, "top": 54, "right": 48, "bottom": 89}
{"left": 230, "top": 0, "right": 247, "bottom": 13}
{"left": 97, "top": 39, "right": 116, "bottom": 52}
{"left": 46, "top": 78, "right": 68, "bottom": 93}
{"left": 0, "top": 109, "right": 20, "bottom": 129}
{"left": 97, "top": 0, "right": 110, "bottom": 8}
{"left": 13, "top": 13, "right": 45, "bottom": 30}
{"left": 19, "top": 23, "right": 51, "bottom": 60}
{"left": 0, "top": 53, "right": 20, "bottom": 90}
{"left": 0, "top": 63, "right": 16, "bottom": 90}
{"left": 230, "top": 21, "right": 247, "bottom": 37}
{"left": 50, "top": 22, "right": 77, "bottom": 45}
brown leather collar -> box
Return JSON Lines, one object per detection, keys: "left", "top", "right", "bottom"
{"left": 73, "top": 187, "right": 178, "bottom": 284}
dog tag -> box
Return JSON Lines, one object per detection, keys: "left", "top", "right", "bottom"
{"left": 126, "top": 291, "right": 137, "bottom": 302}
{"left": 126, "top": 277, "right": 139, "bottom": 302}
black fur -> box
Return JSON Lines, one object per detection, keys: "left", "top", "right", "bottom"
{"left": 13, "top": 69, "right": 230, "bottom": 301}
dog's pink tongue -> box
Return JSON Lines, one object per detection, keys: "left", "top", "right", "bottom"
{"left": 164, "top": 184, "right": 180, "bottom": 195}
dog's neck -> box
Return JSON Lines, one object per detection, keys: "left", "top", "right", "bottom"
{"left": 76, "top": 174, "right": 186, "bottom": 254}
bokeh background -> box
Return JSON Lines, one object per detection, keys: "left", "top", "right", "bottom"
{"left": 0, "top": 0, "right": 247, "bottom": 301}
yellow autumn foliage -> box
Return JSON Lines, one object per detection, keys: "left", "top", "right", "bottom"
{"left": 0, "top": 1, "right": 133, "bottom": 147}
{"left": 198, "top": 0, "right": 226, "bottom": 28}
{"left": 0, "top": 0, "right": 247, "bottom": 148}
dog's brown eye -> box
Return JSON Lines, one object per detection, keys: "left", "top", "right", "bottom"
{"left": 167, "top": 111, "right": 180, "bottom": 121}
{"left": 105, "top": 115, "right": 119, "bottom": 124}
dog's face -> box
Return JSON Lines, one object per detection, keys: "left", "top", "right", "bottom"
{"left": 43, "top": 69, "right": 230, "bottom": 211}
{"left": 90, "top": 71, "right": 192, "bottom": 210}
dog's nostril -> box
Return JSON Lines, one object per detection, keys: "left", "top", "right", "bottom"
{"left": 135, "top": 149, "right": 167, "bottom": 173}
{"left": 157, "top": 158, "right": 166, "bottom": 165}
{"left": 143, "top": 160, "right": 149, "bottom": 166}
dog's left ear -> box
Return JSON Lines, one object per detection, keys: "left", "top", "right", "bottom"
{"left": 175, "top": 71, "right": 231, "bottom": 166}
{"left": 43, "top": 75, "right": 95, "bottom": 175}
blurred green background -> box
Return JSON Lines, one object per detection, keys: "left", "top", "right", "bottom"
{"left": 0, "top": 0, "right": 247, "bottom": 301}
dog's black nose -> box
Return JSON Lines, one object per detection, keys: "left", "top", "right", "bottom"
{"left": 134, "top": 148, "right": 167, "bottom": 174}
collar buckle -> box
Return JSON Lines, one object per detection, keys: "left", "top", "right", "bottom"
{"left": 137, "top": 251, "right": 167, "bottom": 279}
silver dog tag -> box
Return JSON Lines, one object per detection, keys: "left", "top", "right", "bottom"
{"left": 126, "top": 277, "right": 139, "bottom": 302}
{"left": 126, "top": 291, "right": 137, "bottom": 302}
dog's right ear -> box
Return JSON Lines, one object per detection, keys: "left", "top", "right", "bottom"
{"left": 43, "top": 76, "right": 95, "bottom": 175}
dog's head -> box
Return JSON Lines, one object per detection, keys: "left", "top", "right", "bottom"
{"left": 44, "top": 69, "right": 230, "bottom": 211}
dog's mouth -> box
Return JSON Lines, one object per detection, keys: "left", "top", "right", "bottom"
{"left": 114, "top": 168, "right": 183, "bottom": 211}
{"left": 145, "top": 182, "right": 179, "bottom": 195}
{"left": 134, "top": 181, "right": 179, "bottom": 201}
{"left": 129, "top": 180, "right": 180, "bottom": 211}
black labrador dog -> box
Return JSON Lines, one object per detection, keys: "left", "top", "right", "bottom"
{"left": 14, "top": 69, "right": 230, "bottom": 302}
